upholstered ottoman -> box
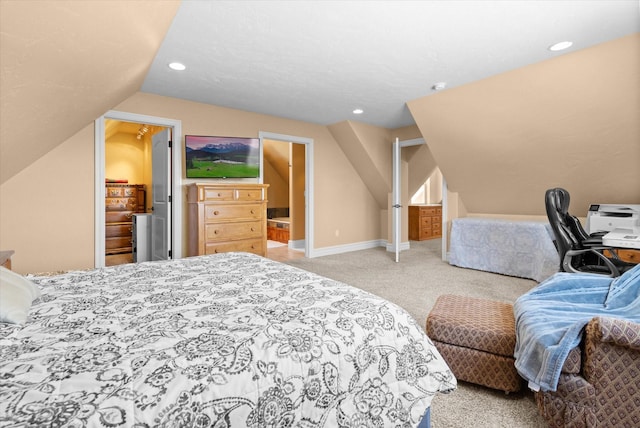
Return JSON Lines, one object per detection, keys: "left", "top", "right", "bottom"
{"left": 426, "top": 294, "right": 523, "bottom": 393}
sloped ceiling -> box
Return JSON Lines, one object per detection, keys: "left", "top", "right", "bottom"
{"left": 0, "top": 0, "right": 180, "bottom": 184}
{"left": 408, "top": 34, "right": 640, "bottom": 216}
{"left": 263, "top": 139, "right": 290, "bottom": 183}
{"left": 1, "top": 1, "right": 638, "bottom": 220}
{"left": 142, "top": 1, "right": 639, "bottom": 129}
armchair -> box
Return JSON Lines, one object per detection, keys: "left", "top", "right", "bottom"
{"left": 545, "top": 188, "right": 634, "bottom": 277}
{"left": 535, "top": 316, "right": 640, "bottom": 427}
{"left": 514, "top": 261, "right": 640, "bottom": 427}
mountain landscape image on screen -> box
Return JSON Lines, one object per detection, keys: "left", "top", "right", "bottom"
{"left": 185, "top": 136, "right": 260, "bottom": 178}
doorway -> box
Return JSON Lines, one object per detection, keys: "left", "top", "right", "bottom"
{"left": 104, "top": 120, "right": 164, "bottom": 266}
{"left": 259, "top": 131, "right": 314, "bottom": 258}
{"left": 94, "top": 111, "right": 183, "bottom": 268}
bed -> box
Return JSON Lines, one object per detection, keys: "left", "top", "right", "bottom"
{"left": 0, "top": 252, "right": 455, "bottom": 427}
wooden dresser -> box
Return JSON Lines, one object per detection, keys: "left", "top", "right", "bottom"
{"left": 409, "top": 205, "right": 442, "bottom": 241}
{"left": 105, "top": 184, "right": 146, "bottom": 255}
{"left": 187, "top": 183, "right": 269, "bottom": 257}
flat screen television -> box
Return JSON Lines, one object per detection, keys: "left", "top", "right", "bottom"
{"left": 185, "top": 135, "right": 260, "bottom": 178}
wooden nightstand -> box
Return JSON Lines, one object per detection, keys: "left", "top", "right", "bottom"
{"left": 0, "top": 250, "right": 15, "bottom": 270}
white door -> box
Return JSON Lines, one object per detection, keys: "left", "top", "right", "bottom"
{"left": 392, "top": 138, "right": 401, "bottom": 262}
{"left": 152, "top": 129, "right": 171, "bottom": 260}
{"left": 392, "top": 138, "right": 426, "bottom": 262}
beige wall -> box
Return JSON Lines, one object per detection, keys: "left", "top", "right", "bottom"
{"left": 0, "top": 0, "right": 180, "bottom": 185}
{"left": 262, "top": 158, "right": 289, "bottom": 209}
{"left": 0, "top": 93, "right": 382, "bottom": 273}
{"left": 328, "top": 121, "right": 393, "bottom": 208}
{"left": 105, "top": 131, "right": 153, "bottom": 212}
{"left": 106, "top": 133, "right": 151, "bottom": 184}
{"left": 0, "top": 125, "right": 96, "bottom": 273}
{"left": 408, "top": 34, "right": 640, "bottom": 218}
{"left": 290, "top": 143, "right": 306, "bottom": 241}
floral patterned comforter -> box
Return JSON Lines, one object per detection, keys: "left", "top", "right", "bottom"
{"left": 0, "top": 252, "right": 455, "bottom": 427}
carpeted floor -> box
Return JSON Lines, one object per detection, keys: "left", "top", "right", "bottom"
{"left": 285, "top": 239, "right": 548, "bottom": 428}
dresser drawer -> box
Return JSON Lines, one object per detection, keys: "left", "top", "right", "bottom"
{"left": 106, "top": 236, "right": 132, "bottom": 250}
{"left": 205, "top": 221, "right": 263, "bottom": 242}
{"left": 205, "top": 238, "right": 264, "bottom": 255}
{"left": 420, "top": 207, "right": 442, "bottom": 216}
{"left": 421, "top": 216, "right": 432, "bottom": 227}
{"left": 236, "top": 188, "right": 264, "bottom": 201}
{"left": 199, "top": 188, "right": 236, "bottom": 201}
{"left": 420, "top": 228, "right": 434, "bottom": 239}
{"left": 106, "top": 223, "right": 133, "bottom": 238}
{"left": 106, "top": 186, "right": 140, "bottom": 198}
{"left": 205, "top": 204, "right": 263, "bottom": 221}
{"left": 106, "top": 211, "right": 134, "bottom": 223}
{"left": 106, "top": 197, "right": 138, "bottom": 211}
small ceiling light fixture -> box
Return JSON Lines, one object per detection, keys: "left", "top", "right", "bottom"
{"left": 137, "top": 124, "right": 150, "bottom": 140}
{"left": 353, "top": 108, "right": 364, "bottom": 115}
{"left": 168, "top": 62, "right": 186, "bottom": 71}
{"left": 548, "top": 41, "right": 573, "bottom": 52}
{"left": 431, "top": 82, "right": 447, "bottom": 91}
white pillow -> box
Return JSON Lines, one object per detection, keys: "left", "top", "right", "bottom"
{"left": 0, "top": 266, "right": 41, "bottom": 324}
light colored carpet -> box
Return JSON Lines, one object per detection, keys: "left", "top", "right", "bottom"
{"left": 285, "top": 239, "right": 549, "bottom": 428}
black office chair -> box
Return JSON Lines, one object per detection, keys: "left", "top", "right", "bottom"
{"left": 545, "top": 188, "right": 634, "bottom": 277}
{"left": 556, "top": 188, "right": 606, "bottom": 245}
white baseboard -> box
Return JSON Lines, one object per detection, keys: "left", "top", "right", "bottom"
{"left": 288, "top": 239, "right": 305, "bottom": 251}
{"left": 385, "top": 241, "right": 411, "bottom": 252}
{"left": 308, "top": 239, "right": 386, "bottom": 258}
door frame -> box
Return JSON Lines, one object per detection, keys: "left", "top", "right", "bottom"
{"left": 94, "top": 111, "right": 183, "bottom": 267}
{"left": 391, "top": 137, "right": 426, "bottom": 261}
{"left": 259, "top": 131, "right": 314, "bottom": 258}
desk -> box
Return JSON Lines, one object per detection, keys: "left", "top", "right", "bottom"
{"left": 448, "top": 218, "right": 559, "bottom": 282}
{"left": 603, "top": 228, "right": 640, "bottom": 249}
{"left": 603, "top": 228, "right": 640, "bottom": 264}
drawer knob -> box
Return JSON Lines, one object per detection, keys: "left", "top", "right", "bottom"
{"left": 250, "top": 227, "right": 255, "bottom": 232}
{"left": 126, "top": 213, "right": 132, "bottom": 219}
{"left": 214, "top": 230, "right": 219, "bottom": 234}
{"left": 214, "top": 249, "right": 219, "bottom": 253}
{"left": 213, "top": 210, "right": 220, "bottom": 216}
{"left": 250, "top": 209, "right": 255, "bottom": 214}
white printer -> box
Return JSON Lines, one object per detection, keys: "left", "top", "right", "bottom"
{"left": 586, "top": 204, "right": 640, "bottom": 234}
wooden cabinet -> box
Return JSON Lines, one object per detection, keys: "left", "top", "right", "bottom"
{"left": 617, "top": 249, "right": 639, "bottom": 264}
{"left": 409, "top": 205, "right": 442, "bottom": 241}
{"left": 105, "top": 184, "right": 146, "bottom": 255}
{"left": 605, "top": 248, "right": 639, "bottom": 264}
{"left": 188, "top": 183, "right": 268, "bottom": 257}
{"left": 267, "top": 220, "right": 290, "bottom": 243}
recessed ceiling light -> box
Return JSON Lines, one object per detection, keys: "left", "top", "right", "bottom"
{"left": 549, "top": 41, "right": 573, "bottom": 52}
{"left": 168, "top": 62, "right": 186, "bottom": 71}
{"left": 431, "top": 82, "right": 447, "bottom": 91}
{"left": 353, "top": 109, "right": 364, "bottom": 114}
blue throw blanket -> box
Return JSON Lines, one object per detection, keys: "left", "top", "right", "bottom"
{"left": 513, "top": 263, "right": 640, "bottom": 392}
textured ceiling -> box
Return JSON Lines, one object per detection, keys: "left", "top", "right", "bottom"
{"left": 142, "top": 1, "right": 640, "bottom": 129}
